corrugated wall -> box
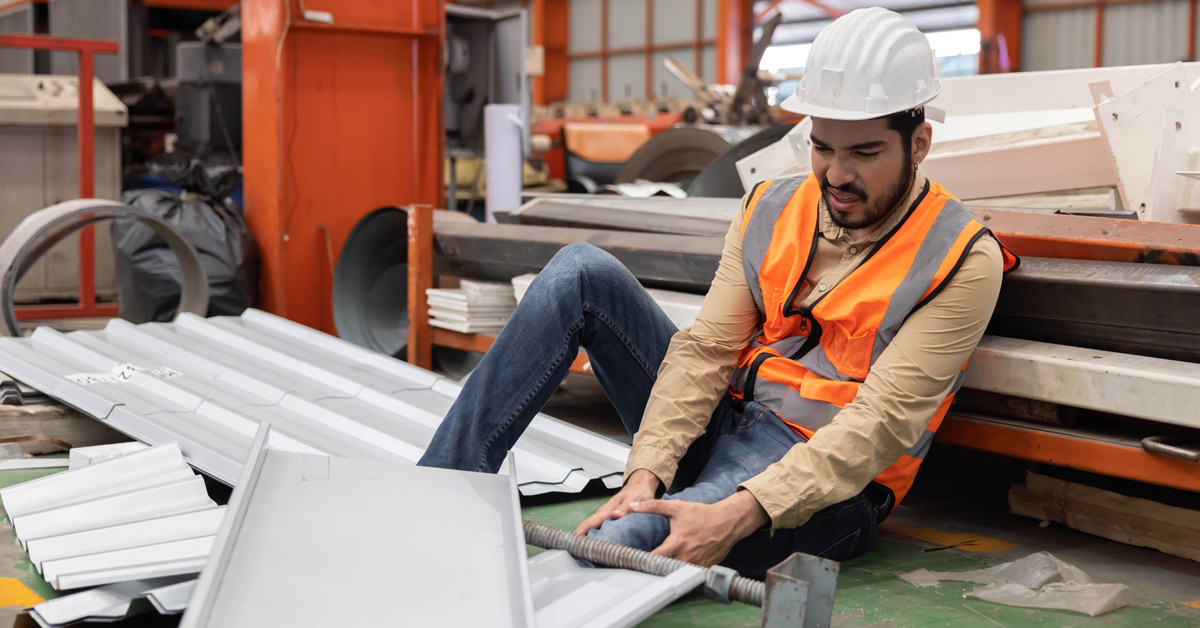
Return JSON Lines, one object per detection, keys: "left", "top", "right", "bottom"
{"left": 1023, "top": 0, "right": 1194, "bottom": 71}
{"left": 566, "top": 0, "right": 717, "bottom": 104}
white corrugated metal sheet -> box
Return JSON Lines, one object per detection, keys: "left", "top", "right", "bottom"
{"left": 0, "top": 310, "right": 629, "bottom": 495}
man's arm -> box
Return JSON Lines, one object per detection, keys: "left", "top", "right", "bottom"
{"left": 739, "top": 236, "right": 1005, "bottom": 531}
{"left": 624, "top": 195, "right": 762, "bottom": 489}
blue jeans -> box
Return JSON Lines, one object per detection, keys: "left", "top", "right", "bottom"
{"left": 419, "top": 243, "right": 887, "bottom": 579}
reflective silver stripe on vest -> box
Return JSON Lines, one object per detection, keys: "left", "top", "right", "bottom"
{"left": 905, "top": 429, "right": 936, "bottom": 460}
{"left": 750, "top": 379, "right": 841, "bottom": 431}
{"left": 742, "top": 177, "right": 805, "bottom": 313}
{"left": 870, "top": 199, "right": 977, "bottom": 365}
{"left": 798, "top": 340, "right": 857, "bottom": 383}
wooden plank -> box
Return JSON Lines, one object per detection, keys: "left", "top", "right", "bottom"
{"left": 1010, "top": 471, "right": 1200, "bottom": 562}
{"left": 0, "top": 404, "right": 126, "bottom": 455}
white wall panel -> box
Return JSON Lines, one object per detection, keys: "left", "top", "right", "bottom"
{"left": 567, "top": 58, "right": 602, "bottom": 103}
{"left": 1022, "top": 7, "right": 1095, "bottom": 71}
{"left": 608, "top": 53, "right": 644, "bottom": 101}
{"left": 1102, "top": 0, "right": 1189, "bottom": 67}
{"left": 608, "top": 0, "right": 647, "bottom": 48}
{"left": 654, "top": 0, "right": 698, "bottom": 43}
{"left": 568, "top": 0, "right": 601, "bottom": 53}
{"left": 702, "top": 45, "right": 717, "bottom": 84}
{"left": 703, "top": 0, "right": 717, "bottom": 39}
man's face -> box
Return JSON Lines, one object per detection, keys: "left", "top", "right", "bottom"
{"left": 810, "top": 116, "right": 929, "bottom": 231}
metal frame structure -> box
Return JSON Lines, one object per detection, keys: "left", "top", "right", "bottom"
{"left": 0, "top": 33, "right": 120, "bottom": 323}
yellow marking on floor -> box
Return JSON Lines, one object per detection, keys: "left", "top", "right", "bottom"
{"left": 0, "top": 578, "right": 43, "bottom": 607}
{"left": 881, "top": 522, "right": 1015, "bottom": 552}
{"left": 1180, "top": 601, "right": 1200, "bottom": 610}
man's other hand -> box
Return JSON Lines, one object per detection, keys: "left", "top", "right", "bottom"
{"left": 629, "top": 490, "right": 770, "bottom": 566}
{"left": 574, "top": 468, "right": 663, "bottom": 535}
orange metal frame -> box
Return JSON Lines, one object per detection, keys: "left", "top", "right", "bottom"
{"left": 242, "top": 0, "right": 444, "bottom": 334}
{"left": 0, "top": 34, "right": 121, "bottom": 322}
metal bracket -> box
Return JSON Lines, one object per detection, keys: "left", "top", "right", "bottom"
{"left": 762, "top": 553, "right": 839, "bottom": 628}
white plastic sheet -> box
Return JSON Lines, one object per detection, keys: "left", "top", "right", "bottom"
{"left": 900, "top": 552, "right": 1134, "bottom": 617}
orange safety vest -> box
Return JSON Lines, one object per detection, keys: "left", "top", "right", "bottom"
{"left": 731, "top": 174, "right": 1019, "bottom": 506}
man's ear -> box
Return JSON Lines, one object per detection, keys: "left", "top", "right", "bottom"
{"left": 912, "top": 121, "right": 933, "bottom": 163}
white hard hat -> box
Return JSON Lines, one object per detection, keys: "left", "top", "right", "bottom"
{"left": 781, "top": 7, "right": 944, "bottom": 122}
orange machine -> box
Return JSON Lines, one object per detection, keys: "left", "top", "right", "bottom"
{"left": 241, "top": 0, "right": 444, "bottom": 334}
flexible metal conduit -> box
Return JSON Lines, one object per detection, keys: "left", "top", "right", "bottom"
{"left": 523, "top": 520, "right": 766, "bottom": 607}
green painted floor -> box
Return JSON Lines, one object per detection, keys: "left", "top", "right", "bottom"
{"left": 3, "top": 459, "right": 1200, "bottom": 627}
{"left": 524, "top": 495, "right": 1200, "bottom": 628}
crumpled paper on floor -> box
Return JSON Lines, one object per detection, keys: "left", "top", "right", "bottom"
{"left": 899, "top": 551, "right": 1134, "bottom": 617}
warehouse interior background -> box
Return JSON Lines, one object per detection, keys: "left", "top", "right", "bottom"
{"left": 1, "top": 0, "right": 1200, "bottom": 626}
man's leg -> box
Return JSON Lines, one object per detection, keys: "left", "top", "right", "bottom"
{"left": 418, "top": 243, "right": 679, "bottom": 473}
{"left": 590, "top": 401, "right": 884, "bottom": 579}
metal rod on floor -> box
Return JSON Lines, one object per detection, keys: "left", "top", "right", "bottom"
{"left": 523, "top": 519, "right": 766, "bottom": 606}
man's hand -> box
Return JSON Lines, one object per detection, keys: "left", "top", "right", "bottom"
{"left": 629, "top": 490, "right": 770, "bottom": 566}
{"left": 574, "top": 468, "right": 662, "bottom": 535}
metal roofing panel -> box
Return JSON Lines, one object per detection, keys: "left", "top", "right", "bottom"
{"left": 180, "top": 444, "right": 536, "bottom": 628}
{"left": 26, "top": 507, "right": 225, "bottom": 573}
{"left": 146, "top": 579, "right": 196, "bottom": 614}
{"left": 12, "top": 476, "right": 215, "bottom": 544}
{"left": 0, "top": 310, "right": 630, "bottom": 495}
{"left": 0, "top": 442, "right": 191, "bottom": 519}
{"left": 28, "top": 576, "right": 193, "bottom": 628}
{"left": 43, "top": 535, "right": 215, "bottom": 590}
{"left": 528, "top": 550, "right": 706, "bottom": 628}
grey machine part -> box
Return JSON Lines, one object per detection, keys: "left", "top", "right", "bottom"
{"left": 615, "top": 126, "right": 758, "bottom": 188}
{"left": 180, "top": 426, "right": 536, "bottom": 628}
{"left": 0, "top": 199, "right": 209, "bottom": 336}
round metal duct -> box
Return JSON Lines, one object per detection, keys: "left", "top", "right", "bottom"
{"left": 333, "top": 207, "right": 411, "bottom": 357}
{"left": 333, "top": 207, "right": 482, "bottom": 378}
{"left": 687, "top": 124, "right": 796, "bottom": 198}
{"left": 0, "top": 199, "right": 209, "bottom": 336}
{"left": 616, "top": 126, "right": 756, "bottom": 188}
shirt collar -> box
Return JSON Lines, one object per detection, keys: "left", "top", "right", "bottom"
{"left": 817, "top": 169, "right": 928, "bottom": 244}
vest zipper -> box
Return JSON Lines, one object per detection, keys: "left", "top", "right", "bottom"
{"left": 742, "top": 352, "right": 773, "bottom": 403}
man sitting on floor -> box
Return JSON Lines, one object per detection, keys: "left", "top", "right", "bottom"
{"left": 419, "top": 7, "right": 1018, "bottom": 578}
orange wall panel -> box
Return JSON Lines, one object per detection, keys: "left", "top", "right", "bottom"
{"left": 242, "top": 0, "right": 444, "bottom": 333}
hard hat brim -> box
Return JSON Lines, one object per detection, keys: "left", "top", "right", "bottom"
{"left": 780, "top": 91, "right": 944, "bottom": 122}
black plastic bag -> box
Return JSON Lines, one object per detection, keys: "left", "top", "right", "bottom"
{"left": 112, "top": 186, "right": 259, "bottom": 323}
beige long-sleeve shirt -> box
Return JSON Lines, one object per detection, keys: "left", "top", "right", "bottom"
{"left": 624, "top": 171, "right": 1004, "bottom": 531}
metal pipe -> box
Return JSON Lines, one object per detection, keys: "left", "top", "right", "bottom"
{"left": 522, "top": 519, "right": 766, "bottom": 607}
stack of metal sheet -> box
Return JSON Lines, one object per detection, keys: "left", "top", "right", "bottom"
{"left": 0, "top": 309, "right": 630, "bottom": 495}
{"left": 0, "top": 369, "right": 50, "bottom": 406}
{"left": 426, "top": 279, "right": 517, "bottom": 334}
{"left": 0, "top": 443, "right": 222, "bottom": 626}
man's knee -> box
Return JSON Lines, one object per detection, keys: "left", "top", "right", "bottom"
{"left": 537, "top": 243, "right": 626, "bottom": 296}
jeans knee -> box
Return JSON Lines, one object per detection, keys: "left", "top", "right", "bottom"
{"left": 540, "top": 243, "right": 623, "bottom": 296}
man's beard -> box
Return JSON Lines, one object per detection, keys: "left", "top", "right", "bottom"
{"left": 821, "top": 149, "right": 914, "bottom": 230}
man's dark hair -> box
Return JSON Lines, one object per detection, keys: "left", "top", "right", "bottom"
{"left": 886, "top": 107, "right": 926, "bottom": 150}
